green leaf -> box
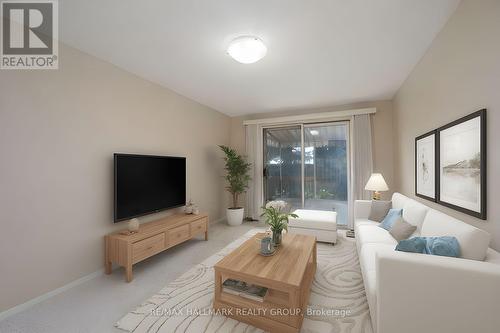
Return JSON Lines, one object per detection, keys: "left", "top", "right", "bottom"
{"left": 219, "top": 145, "right": 252, "bottom": 207}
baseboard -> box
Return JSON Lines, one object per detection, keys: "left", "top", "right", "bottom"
{"left": 0, "top": 217, "right": 226, "bottom": 322}
{"left": 0, "top": 268, "right": 105, "bottom": 322}
{"left": 210, "top": 217, "right": 225, "bottom": 225}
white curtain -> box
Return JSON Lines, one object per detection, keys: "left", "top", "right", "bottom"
{"left": 245, "top": 124, "right": 263, "bottom": 220}
{"left": 351, "top": 114, "right": 373, "bottom": 227}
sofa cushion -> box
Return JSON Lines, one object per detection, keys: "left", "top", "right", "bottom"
{"left": 402, "top": 201, "right": 428, "bottom": 236}
{"left": 379, "top": 208, "right": 403, "bottom": 230}
{"left": 395, "top": 236, "right": 426, "bottom": 253}
{"left": 391, "top": 192, "right": 409, "bottom": 210}
{"left": 391, "top": 192, "right": 429, "bottom": 235}
{"left": 396, "top": 236, "right": 461, "bottom": 258}
{"left": 389, "top": 217, "right": 417, "bottom": 241}
{"left": 356, "top": 224, "right": 398, "bottom": 247}
{"left": 354, "top": 218, "right": 379, "bottom": 227}
{"left": 421, "top": 209, "right": 490, "bottom": 261}
{"left": 368, "top": 200, "right": 392, "bottom": 222}
{"left": 430, "top": 237, "right": 461, "bottom": 257}
{"left": 485, "top": 249, "right": 500, "bottom": 265}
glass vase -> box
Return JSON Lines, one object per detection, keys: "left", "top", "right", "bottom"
{"left": 272, "top": 229, "right": 282, "bottom": 246}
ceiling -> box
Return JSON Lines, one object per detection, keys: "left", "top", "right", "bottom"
{"left": 59, "top": 0, "right": 460, "bottom": 116}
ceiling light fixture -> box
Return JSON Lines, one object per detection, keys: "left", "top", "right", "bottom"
{"left": 227, "top": 36, "right": 267, "bottom": 64}
{"left": 310, "top": 130, "right": 319, "bottom": 136}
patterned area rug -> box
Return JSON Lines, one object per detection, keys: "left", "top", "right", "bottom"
{"left": 115, "top": 229, "right": 373, "bottom": 333}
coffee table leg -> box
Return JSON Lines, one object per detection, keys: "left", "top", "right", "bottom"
{"left": 313, "top": 242, "right": 317, "bottom": 266}
{"left": 214, "top": 270, "right": 222, "bottom": 302}
{"left": 289, "top": 289, "right": 301, "bottom": 327}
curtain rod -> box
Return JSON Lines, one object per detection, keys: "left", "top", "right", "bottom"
{"left": 242, "top": 107, "right": 376, "bottom": 126}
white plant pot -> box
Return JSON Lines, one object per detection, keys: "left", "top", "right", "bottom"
{"left": 226, "top": 208, "right": 244, "bottom": 226}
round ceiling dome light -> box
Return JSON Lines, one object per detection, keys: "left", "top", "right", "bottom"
{"left": 227, "top": 36, "right": 267, "bottom": 64}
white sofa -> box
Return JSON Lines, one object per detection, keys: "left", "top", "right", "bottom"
{"left": 355, "top": 192, "right": 500, "bottom": 333}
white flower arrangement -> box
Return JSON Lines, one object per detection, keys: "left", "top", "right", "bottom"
{"left": 265, "top": 200, "right": 287, "bottom": 211}
{"left": 261, "top": 200, "right": 298, "bottom": 237}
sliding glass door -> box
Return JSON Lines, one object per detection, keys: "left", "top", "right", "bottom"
{"left": 303, "top": 123, "right": 349, "bottom": 225}
{"left": 263, "top": 122, "right": 350, "bottom": 226}
{"left": 263, "top": 126, "right": 302, "bottom": 208}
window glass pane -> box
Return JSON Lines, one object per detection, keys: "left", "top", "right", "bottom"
{"left": 304, "top": 123, "right": 349, "bottom": 225}
{"left": 263, "top": 127, "right": 302, "bottom": 210}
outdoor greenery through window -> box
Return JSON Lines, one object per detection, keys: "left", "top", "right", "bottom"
{"left": 263, "top": 122, "right": 349, "bottom": 225}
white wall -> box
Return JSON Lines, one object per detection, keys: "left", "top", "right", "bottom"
{"left": 393, "top": 0, "right": 500, "bottom": 250}
{"left": 0, "top": 44, "right": 230, "bottom": 311}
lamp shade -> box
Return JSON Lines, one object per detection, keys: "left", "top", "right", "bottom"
{"left": 365, "top": 173, "right": 389, "bottom": 191}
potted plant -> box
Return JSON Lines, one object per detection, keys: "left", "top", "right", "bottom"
{"left": 261, "top": 201, "right": 298, "bottom": 246}
{"left": 219, "top": 145, "right": 251, "bottom": 226}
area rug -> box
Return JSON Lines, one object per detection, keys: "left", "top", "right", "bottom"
{"left": 115, "top": 229, "right": 373, "bottom": 333}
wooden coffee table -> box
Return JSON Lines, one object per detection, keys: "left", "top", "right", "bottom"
{"left": 213, "top": 232, "right": 316, "bottom": 333}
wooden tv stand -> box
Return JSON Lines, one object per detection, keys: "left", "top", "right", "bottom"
{"left": 105, "top": 213, "right": 208, "bottom": 282}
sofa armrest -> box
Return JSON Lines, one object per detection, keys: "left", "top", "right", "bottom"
{"left": 376, "top": 251, "right": 500, "bottom": 333}
{"left": 354, "top": 200, "right": 372, "bottom": 219}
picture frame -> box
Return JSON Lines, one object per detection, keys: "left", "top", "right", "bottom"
{"left": 436, "top": 109, "right": 487, "bottom": 220}
{"left": 415, "top": 130, "right": 437, "bottom": 202}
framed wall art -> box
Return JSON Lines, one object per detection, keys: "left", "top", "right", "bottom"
{"left": 415, "top": 130, "right": 437, "bottom": 202}
{"left": 437, "top": 109, "right": 486, "bottom": 219}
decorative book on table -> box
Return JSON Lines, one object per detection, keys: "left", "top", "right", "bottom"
{"left": 222, "top": 279, "right": 268, "bottom": 302}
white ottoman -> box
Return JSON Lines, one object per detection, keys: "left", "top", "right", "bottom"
{"left": 288, "top": 209, "right": 337, "bottom": 244}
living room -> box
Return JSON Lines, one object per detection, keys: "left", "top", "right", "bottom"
{"left": 0, "top": 1, "right": 499, "bottom": 332}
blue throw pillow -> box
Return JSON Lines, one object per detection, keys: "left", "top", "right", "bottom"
{"left": 379, "top": 209, "right": 403, "bottom": 230}
{"left": 395, "top": 237, "right": 426, "bottom": 253}
{"left": 427, "top": 237, "right": 461, "bottom": 257}
{"left": 396, "top": 236, "right": 461, "bottom": 258}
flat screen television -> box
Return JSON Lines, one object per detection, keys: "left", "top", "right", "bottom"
{"left": 114, "top": 153, "right": 186, "bottom": 222}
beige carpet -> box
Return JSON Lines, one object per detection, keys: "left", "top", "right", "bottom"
{"left": 115, "top": 229, "right": 373, "bottom": 333}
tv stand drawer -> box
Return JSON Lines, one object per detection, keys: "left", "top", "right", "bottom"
{"left": 105, "top": 213, "right": 209, "bottom": 282}
{"left": 132, "top": 233, "right": 165, "bottom": 264}
{"left": 168, "top": 225, "right": 190, "bottom": 246}
{"left": 191, "top": 218, "right": 207, "bottom": 236}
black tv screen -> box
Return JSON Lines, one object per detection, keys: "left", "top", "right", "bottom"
{"left": 114, "top": 154, "right": 186, "bottom": 222}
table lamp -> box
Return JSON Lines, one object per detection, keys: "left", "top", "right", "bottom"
{"left": 365, "top": 173, "right": 389, "bottom": 200}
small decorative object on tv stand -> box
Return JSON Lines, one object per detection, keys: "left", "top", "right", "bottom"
{"left": 127, "top": 218, "right": 140, "bottom": 233}
{"left": 184, "top": 200, "right": 200, "bottom": 215}
{"left": 105, "top": 213, "right": 209, "bottom": 282}
{"left": 185, "top": 200, "right": 194, "bottom": 214}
